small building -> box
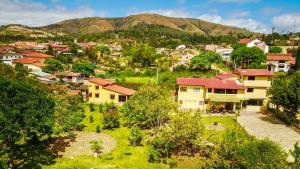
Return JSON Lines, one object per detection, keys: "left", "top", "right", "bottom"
{"left": 239, "top": 39, "right": 269, "bottom": 53}
{"left": 29, "top": 71, "right": 56, "bottom": 83}
{"left": 13, "top": 57, "right": 46, "bottom": 72}
{"left": 215, "top": 48, "right": 233, "bottom": 61}
{"left": 88, "top": 78, "right": 135, "bottom": 105}
{"left": 54, "top": 71, "right": 84, "bottom": 84}
{"left": 267, "top": 53, "right": 295, "bottom": 72}
{"left": 0, "top": 53, "right": 23, "bottom": 65}
{"left": 176, "top": 45, "right": 186, "bottom": 50}
{"left": 23, "top": 51, "right": 54, "bottom": 62}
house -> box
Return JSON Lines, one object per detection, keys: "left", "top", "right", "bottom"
{"left": 54, "top": 71, "right": 84, "bottom": 84}
{"left": 215, "top": 48, "right": 233, "bottom": 61}
{"left": 239, "top": 39, "right": 269, "bottom": 53}
{"left": 13, "top": 57, "right": 46, "bottom": 72}
{"left": 29, "top": 71, "right": 56, "bottom": 83}
{"left": 176, "top": 69, "right": 274, "bottom": 112}
{"left": 50, "top": 44, "right": 70, "bottom": 56}
{"left": 23, "top": 51, "right": 54, "bottom": 62}
{"left": 176, "top": 45, "right": 186, "bottom": 50}
{"left": 88, "top": 78, "right": 135, "bottom": 105}
{"left": 234, "top": 69, "right": 273, "bottom": 112}
{"left": 267, "top": 53, "right": 295, "bottom": 72}
{"left": 0, "top": 53, "right": 23, "bottom": 65}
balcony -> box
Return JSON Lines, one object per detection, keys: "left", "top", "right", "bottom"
{"left": 243, "top": 80, "right": 271, "bottom": 88}
{"left": 206, "top": 93, "right": 244, "bottom": 102}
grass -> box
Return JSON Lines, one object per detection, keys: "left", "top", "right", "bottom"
{"left": 43, "top": 105, "right": 168, "bottom": 169}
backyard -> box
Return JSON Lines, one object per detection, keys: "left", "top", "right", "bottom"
{"left": 43, "top": 105, "right": 242, "bottom": 169}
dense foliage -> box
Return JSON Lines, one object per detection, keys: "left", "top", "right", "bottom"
{"left": 102, "top": 106, "right": 120, "bottom": 129}
{"left": 72, "top": 60, "right": 95, "bottom": 76}
{"left": 231, "top": 46, "right": 267, "bottom": 69}
{"left": 122, "top": 85, "right": 177, "bottom": 129}
{"left": 190, "top": 52, "right": 222, "bottom": 70}
{"left": 269, "top": 46, "right": 283, "bottom": 53}
{"left": 43, "top": 58, "right": 64, "bottom": 73}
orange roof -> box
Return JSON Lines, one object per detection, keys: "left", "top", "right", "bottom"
{"left": 239, "top": 39, "right": 252, "bottom": 44}
{"left": 267, "top": 53, "right": 295, "bottom": 64}
{"left": 68, "top": 90, "right": 81, "bottom": 95}
{"left": 24, "top": 52, "right": 54, "bottom": 58}
{"left": 177, "top": 77, "right": 245, "bottom": 89}
{"left": 235, "top": 69, "right": 274, "bottom": 76}
{"left": 89, "top": 78, "right": 113, "bottom": 86}
{"left": 13, "top": 57, "right": 41, "bottom": 64}
{"left": 103, "top": 84, "right": 136, "bottom": 95}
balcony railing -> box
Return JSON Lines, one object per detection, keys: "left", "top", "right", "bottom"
{"left": 206, "top": 93, "right": 244, "bottom": 102}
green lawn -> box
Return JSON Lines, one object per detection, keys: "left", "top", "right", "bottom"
{"left": 43, "top": 105, "right": 167, "bottom": 169}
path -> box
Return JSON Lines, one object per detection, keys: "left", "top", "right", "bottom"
{"left": 60, "top": 132, "right": 117, "bottom": 158}
{"left": 238, "top": 110, "right": 300, "bottom": 152}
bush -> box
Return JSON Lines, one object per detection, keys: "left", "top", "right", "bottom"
{"left": 89, "top": 103, "right": 95, "bottom": 112}
{"left": 129, "top": 127, "right": 143, "bottom": 146}
{"left": 102, "top": 108, "right": 120, "bottom": 129}
{"left": 89, "top": 115, "right": 94, "bottom": 123}
{"left": 96, "top": 125, "right": 101, "bottom": 133}
{"left": 168, "top": 159, "right": 177, "bottom": 169}
{"left": 148, "top": 146, "right": 162, "bottom": 163}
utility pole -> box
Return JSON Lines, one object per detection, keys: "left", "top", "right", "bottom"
{"left": 271, "top": 26, "right": 275, "bottom": 45}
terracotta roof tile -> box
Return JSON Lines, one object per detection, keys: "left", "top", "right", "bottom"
{"left": 23, "top": 52, "right": 54, "bottom": 58}
{"left": 89, "top": 78, "right": 113, "bottom": 86}
{"left": 54, "top": 71, "right": 81, "bottom": 77}
{"left": 235, "top": 69, "right": 274, "bottom": 76}
{"left": 13, "top": 57, "right": 41, "bottom": 64}
{"left": 267, "top": 53, "right": 295, "bottom": 65}
{"left": 177, "top": 77, "right": 245, "bottom": 89}
{"left": 103, "top": 84, "right": 135, "bottom": 95}
{"left": 216, "top": 73, "right": 238, "bottom": 79}
{"left": 239, "top": 39, "right": 252, "bottom": 44}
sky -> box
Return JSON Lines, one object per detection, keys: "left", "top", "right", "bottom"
{"left": 0, "top": 0, "right": 300, "bottom": 34}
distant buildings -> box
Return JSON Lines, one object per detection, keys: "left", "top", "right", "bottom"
{"left": 267, "top": 53, "right": 295, "bottom": 72}
{"left": 13, "top": 57, "right": 46, "bottom": 72}
{"left": 239, "top": 39, "right": 269, "bottom": 53}
{"left": 0, "top": 53, "right": 23, "bottom": 65}
{"left": 54, "top": 71, "right": 84, "bottom": 84}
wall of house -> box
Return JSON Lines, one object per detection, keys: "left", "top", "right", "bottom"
{"left": 177, "top": 85, "right": 206, "bottom": 110}
{"left": 88, "top": 82, "right": 126, "bottom": 105}
{"left": 245, "top": 87, "right": 267, "bottom": 99}
{"left": 241, "top": 76, "right": 272, "bottom": 88}
{"left": 25, "top": 64, "right": 42, "bottom": 72}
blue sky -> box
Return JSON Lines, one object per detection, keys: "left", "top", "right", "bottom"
{"left": 1, "top": 0, "right": 300, "bottom": 33}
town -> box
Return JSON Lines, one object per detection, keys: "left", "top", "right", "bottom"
{"left": 0, "top": 1, "right": 300, "bottom": 169}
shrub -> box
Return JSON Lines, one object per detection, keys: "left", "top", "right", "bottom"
{"left": 168, "top": 159, "right": 177, "bottom": 169}
{"left": 148, "top": 146, "right": 162, "bottom": 163}
{"left": 89, "top": 115, "right": 94, "bottom": 123}
{"left": 89, "top": 103, "right": 95, "bottom": 112}
{"left": 102, "top": 108, "right": 120, "bottom": 129}
{"left": 129, "top": 127, "right": 143, "bottom": 146}
{"left": 90, "top": 140, "right": 103, "bottom": 154}
{"left": 96, "top": 125, "right": 101, "bottom": 133}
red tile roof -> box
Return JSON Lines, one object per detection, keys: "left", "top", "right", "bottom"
{"left": 68, "top": 90, "right": 81, "bottom": 95}
{"left": 216, "top": 73, "right": 238, "bottom": 79}
{"left": 267, "top": 53, "right": 295, "bottom": 65}
{"left": 235, "top": 69, "right": 274, "bottom": 76}
{"left": 89, "top": 78, "right": 114, "bottom": 86}
{"left": 23, "top": 52, "right": 54, "bottom": 58}
{"left": 239, "top": 39, "right": 252, "bottom": 44}
{"left": 103, "top": 84, "right": 135, "bottom": 95}
{"left": 13, "top": 57, "right": 41, "bottom": 64}
{"left": 177, "top": 78, "right": 245, "bottom": 89}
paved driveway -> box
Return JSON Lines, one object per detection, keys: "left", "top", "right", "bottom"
{"left": 238, "top": 110, "right": 300, "bottom": 152}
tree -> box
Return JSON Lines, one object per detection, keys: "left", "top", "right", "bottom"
{"left": 46, "top": 45, "right": 54, "bottom": 55}
{"left": 269, "top": 46, "right": 283, "bottom": 53}
{"left": 122, "top": 85, "right": 177, "bottom": 129}
{"left": 14, "top": 63, "right": 28, "bottom": 79}
{"left": 72, "top": 60, "right": 95, "bottom": 76}
{"left": 43, "top": 58, "right": 64, "bottom": 73}
{"left": 231, "top": 46, "right": 267, "bottom": 69}
{"left": 56, "top": 53, "right": 73, "bottom": 64}
{"left": 129, "top": 127, "right": 143, "bottom": 146}
{"left": 123, "top": 44, "right": 157, "bottom": 68}
{"left": 89, "top": 141, "right": 103, "bottom": 157}
{"left": 0, "top": 76, "right": 55, "bottom": 168}
{"left": 295, "top": 47, "right": 300, "bottom": 70}
{"left": 190, "top": 52, "right": 222, "bottom": 70}
{"left": 95, "top": 45, "right": 110, "bottom": 58}
{"left": 102, "top": 107, "right": 120, "bottom": 129}
{"left": 53, "top": 95, "right": 84, "bottom": 133}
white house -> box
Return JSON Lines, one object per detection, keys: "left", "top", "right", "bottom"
{"left": 240, "top": 39, "right": 269, "bottom": 53}
{"left": 54, "top": 71, "right": 84, "bottom": 84}
{"left": 176, "top": 45, "right": 186, "bottom": 50}
{"left": 0, "top": 53, "right": 23, "bottom": 65}
{"left": 215, "top": 48, "right": 233, "bottom": 61}
{"left": 267, "top": 53, "right": 295, "bottom": 72}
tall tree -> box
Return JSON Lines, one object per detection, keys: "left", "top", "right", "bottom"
{"left": 231, "top": 46, "right": 266, "bottom": 69}
{"left": 43, "top": 58, "right": 64, "bottom": 73}
{"left": 0, "top": 76, "right": 55, "bottom": 168}
{"left": 72, "top": 60, "right": 95, "bottom": 76}
{"left": 269, "top": 46, "right": 283, "bottom": 53}
{"left": 190, "top": 52, "right": 222, "bottom": 70}
{"left": 295, "top": 46, "right": 300, "bottom": 70}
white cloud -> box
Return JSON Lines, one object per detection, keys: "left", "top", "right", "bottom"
{"left": 0, "top": 0, "right": 105, "bottom": 26}
{"left": 272, "top": 13, "right": 300, "bottom": 33}
{"left": 261, "top": 7, "right": 280, "bottom": 15}
{"left": 129, "top": 8, "right": 192, "bottom": 18}
{"left": 198, "top": 14, "right": 269, "bottom": 33}
{"left": 230, "top": 10, "right": 251, "bottom": 18}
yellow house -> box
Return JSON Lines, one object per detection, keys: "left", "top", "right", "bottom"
{"left": 88, "top": 78, "right": 135, "bottom": 105}
{"left": 176, "top": 69, "right": 274, "bottom": 113}
{"left": 234, "top": 69, "right": 273, "bottom": 111}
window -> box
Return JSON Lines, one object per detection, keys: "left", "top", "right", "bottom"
{"left": 214, "top": 89, "right": 225, "bottom": 94}
{"left": 279, "top": 60, "right": 285, "bottom": 63}
{"left": 226, "top": 89, "right": 237, "bottom": 94}
{"left": 248, "top": 76, "right": 255, "bottom": 80}
{"left": 180, "top": 87, "right": 187, "bottom": 92}
{"left": 95, "top": 93, "right": 99, "bottom": 98}
{"left": 110, "top": 94, "right": 115, "bottom": 100}
{"left": 95, "top": 86, "right": 99, "bottom": 90}
{"left": 89, "top": 93, "right": 92, "bottom": 97}
{"left": 247, "top": 99, "right": 263, "bottom": 106}
{"left": 193, "top": 88, "right": 200, "bottom": 92}
{"left": 247, "top": 88, "right": 254, "bottom": 93}
{"left": 119, "top": 95, "right": 127, "bottom": 102}
{"left": 208, "top": 88, "right": 212, "bottom": 93}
